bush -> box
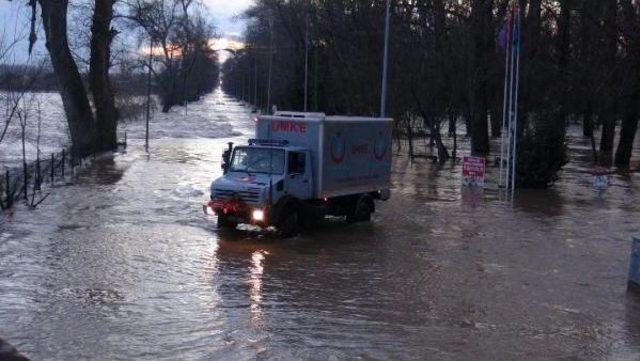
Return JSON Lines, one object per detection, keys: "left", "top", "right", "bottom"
{"left": 516, "top": 111, "right": 568, "bottom": 189}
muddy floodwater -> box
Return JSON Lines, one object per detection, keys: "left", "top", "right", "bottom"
{"left": 1, "top": 90, "right": 640, "bottom": 360}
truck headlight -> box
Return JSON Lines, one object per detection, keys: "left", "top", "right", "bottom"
{"left": 252, "top": 209, "right": 265, "bottom": 222}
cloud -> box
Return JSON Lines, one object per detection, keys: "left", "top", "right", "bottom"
{"left": 202, "top": 0, "right": 254, "bottom": 17}
{"left": 202, "top": 0, "right": 254, "bottom": 37}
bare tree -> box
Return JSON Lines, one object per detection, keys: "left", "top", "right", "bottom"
{"left": 90, "top": 0, "right": 119, "bottom": 150}
{"left": 122, "top": 0, "right": 219, "bottom": 112}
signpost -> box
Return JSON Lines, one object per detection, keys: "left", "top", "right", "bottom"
{"left": 462, "top": 156, "right": 485, "bottom": 187}
{"left": 591, "top": 168, "right": 610, "bottom": 190}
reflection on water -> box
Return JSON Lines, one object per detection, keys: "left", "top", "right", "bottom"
{"left": 0, "top": 90, "right": 639, "bottom": 360}
{"left": 249, "top": 251, "right": 265, "bottom": 318}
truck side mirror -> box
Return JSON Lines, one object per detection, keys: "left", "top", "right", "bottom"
{"left": 221, "top": 142, "right": 233, "bottom": 174}
{"left": 222, "top": 149, "right": 231, "bottom": 164}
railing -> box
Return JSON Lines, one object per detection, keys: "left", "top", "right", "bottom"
{"left": 0, "top": 133, "right": 127, "bottom": 210}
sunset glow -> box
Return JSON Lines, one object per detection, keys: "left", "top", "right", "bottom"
{"left": 139, "top": 37, "right": 245, "bottom": 63}
{"left": 210, "top": 37, "right": 245, "bottom": 63}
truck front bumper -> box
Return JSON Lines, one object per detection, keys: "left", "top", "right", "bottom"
{"left": 203, "top": 199, "right": 268, "bottom": 226}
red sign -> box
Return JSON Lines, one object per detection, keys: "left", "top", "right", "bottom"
{"left": 462, "top": 156, "right": 485, "bottom": 186}
{"left": 271, "top": 120, "right": 307, "bottom": 133}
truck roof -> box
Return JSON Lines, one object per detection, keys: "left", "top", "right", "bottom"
{"left": 243, "top": 144, "right": 308, "bottom": 152}
{"left": 265, "top": 112, "right": 393, "bottom": 123}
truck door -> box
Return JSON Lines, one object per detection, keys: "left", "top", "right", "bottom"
{"left": 286, "top": 151, "right": 312, "bottom": 200}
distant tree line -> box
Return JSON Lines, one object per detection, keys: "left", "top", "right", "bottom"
{"left": 222, "top": 0, "right": 640, "bottom": 187}
{"left": 0, "top": 65, "right": 59, "bottom": 91}
{"left": 0, "top": 64, "right": 156, "bottom": 95}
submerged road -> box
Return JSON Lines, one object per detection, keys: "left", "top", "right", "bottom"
{"left": 1, "top": 90, "right": 640, "bottom": 360}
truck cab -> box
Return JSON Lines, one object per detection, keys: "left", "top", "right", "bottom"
{"left": 206, "top": 112, "right": 392, "bottom": 237}
{"left": 208, "top": 140, "right": 313, "bottom": 229}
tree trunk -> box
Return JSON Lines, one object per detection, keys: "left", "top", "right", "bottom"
{"left": 490, "top": 107, "right": 501, "bottom": 138}
{"left": 615, "top": 0, "right": 640, "bottom": 168}
{"left": 470, "top": 98, "right": 489, "bottom": 155}
{"left": 89, "top": 0, "right": 118, "bottom": 151}
{"left": 600, "top": 116, "right": 616, "bottom": 166}
{"left": 598, "top": 0, "right": 618, "bottom": 167}
{"left": 557, "top": 0, "right": 571, "bottom": 121}
{"left": 469, "top": 0, "right": 491, "bottom": 155}
{"left": 580, "top": 0, "right": 595, "bottom": 138}
{"left": 39, "top": 0, "right": 95, "bottom": 157}
{"left": 583, "top": 110, "right": 594, "bottom": 137}
{"left": 520, "top": 0, "right": 542, "bottom": 113}
{"left": 614, "top": 105, "right": 638, "bottom": 167}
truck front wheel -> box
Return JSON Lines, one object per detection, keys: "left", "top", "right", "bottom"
{"left": 276, "top": 207, "right": 300, "bottom": 238}
{"left": 347, "top": 195, "right": 373, "bottom": 223}
{"left": 217, "top": 214, "right": 237, "bottom": 229}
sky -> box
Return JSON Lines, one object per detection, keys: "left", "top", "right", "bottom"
{"left": 0, "top": 0, "right": 254, "bottom": 64}
{"left": 203, "top": 0, "right": 254, "bottom": 38}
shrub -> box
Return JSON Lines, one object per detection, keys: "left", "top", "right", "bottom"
{"left": 516, "top": 111, "right": 568, "bottom": 188}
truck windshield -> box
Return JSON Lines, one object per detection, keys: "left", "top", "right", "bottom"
{"left": 229, "top": 147, "right": 285, "bottom": 174}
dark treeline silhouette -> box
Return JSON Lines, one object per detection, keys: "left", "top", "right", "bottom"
{"left": 0, "top": 64, "right": 154, "bottom": 98}
{"left": 0, "top": 65, "right": 59, "bottom": 91}
{"left": 222, "top": 0, "right": 640, "bottom": 187}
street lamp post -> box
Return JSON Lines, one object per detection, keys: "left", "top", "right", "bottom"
{"left": 266, "top": 16, "right": 274, "bottom": 114}
{"left": 380, "top": 0, "right": 391, "bottom": 118}
{"left": 304, "top": 12, "right": 310, "bottom": 112}
{"left": 145, "top": 37, "right": 153, "bottom": 151}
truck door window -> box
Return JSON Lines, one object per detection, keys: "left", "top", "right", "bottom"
{"left": 288, "top": 152, "right": 306, "bottom": 174}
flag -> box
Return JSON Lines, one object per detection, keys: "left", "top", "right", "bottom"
{"left": 498, "top": 24, "right": 508, "bottom": 49}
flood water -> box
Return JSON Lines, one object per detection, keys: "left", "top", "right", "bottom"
{"left": 1, "top": 90, "right": 640, "bottom": 360}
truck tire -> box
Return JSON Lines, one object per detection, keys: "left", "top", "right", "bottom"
{"left": 347, "top": 195, "right": 373, "bottom": 223}
{"left": 217, "top": 214, "right": 237, "bottom": 229}
{"left": 277, "top": 206, "right": 300, "bottom": 238}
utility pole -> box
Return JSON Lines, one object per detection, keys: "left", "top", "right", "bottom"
{"left": 266, "top": 16, "right": 274, "bottom": 114}
{"left": 254, "top": 57, "right": 259, "bottom": 109}
{"left": 380, "top": 0, "right": 391, "bottom": 117}
{"left": 304, "top": 8, "right": 310, "bottom": 112}
{"left": 145, "top": 37, "right": 153, "bottom": 151}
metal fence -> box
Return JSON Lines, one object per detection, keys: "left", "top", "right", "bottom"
{"left": 1, "top": 135, "right": 127, "bottom": 210}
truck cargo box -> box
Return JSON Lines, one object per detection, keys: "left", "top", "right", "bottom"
{"left": 256, "top": 112, "right": 393, "bottom": 199}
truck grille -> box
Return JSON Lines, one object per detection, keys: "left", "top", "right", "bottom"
{"left": 213, "top": 188, "right": 261, "bottom": 204}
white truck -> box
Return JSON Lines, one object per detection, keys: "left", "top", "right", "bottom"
{"left": 205, "top": 112, "right": 392, "bottom": 236}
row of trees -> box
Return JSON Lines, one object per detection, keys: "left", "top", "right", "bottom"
{"left": 124, "top": 0, "right": 220, "bottom": 112}
{"left": 3, "top": 0, "right": 220, "bottom": 157}
{"left": 222, "top": 0, "right": 640, "bottom": 187}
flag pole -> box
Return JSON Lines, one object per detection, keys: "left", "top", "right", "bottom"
{"left": 499, "top": 16, "right": 512, "bottom": 189}
{"left": 267, "top": 15, "right": 274, "bottom": 114}
{"left": 380, "top": 0, "right": 391, "bottom": 117}
{"left": 145, "top": 37, "right": 153, "bottom": 151}
{"left": 303, "top": 5, "right": 310, "bottom": 112}
{"left": 505, "top": 15, "right": 517, "bottom": 192}
{"left": 510, "top": 8, "right": 521, "bottom": 196}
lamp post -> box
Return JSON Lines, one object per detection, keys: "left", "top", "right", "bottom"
{"left": 145, "top": 37, "right": 153, "bottom": 151}
{"left": 304, "top": 12, "right": 310, "bottom": 112}
{"left": 266, "top": 16, "right": 274, "bottom": 114}
{"left": 380, "top": 0, "right": 391, "bottom": 118}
